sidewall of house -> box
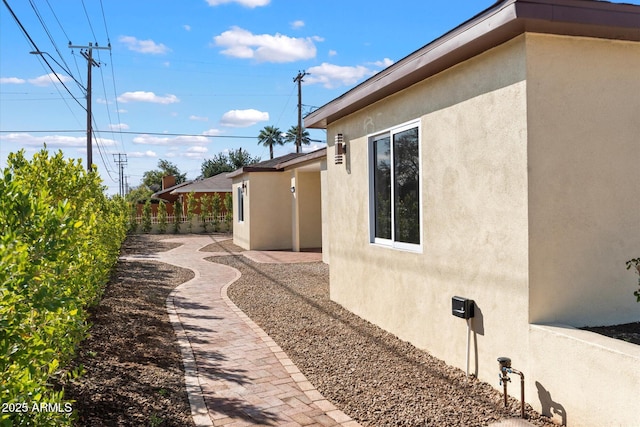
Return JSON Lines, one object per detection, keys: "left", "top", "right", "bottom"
{"left": 526, "top": 33, "right": 640, "bottom": 327}
{"left": 232, "top": 178, "right": 250, "bottom": 249}
{"left": 525, "top": 33, "right": 640, "bottom": 426}
{"left": 239, "top": 172, "right": 294, "bottom": 250}
{"left": 326, "top": 36, "right": 530, "bottom": 388}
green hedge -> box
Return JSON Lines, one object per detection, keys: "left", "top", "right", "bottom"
{"left": 0, "top": 149, "right": 128, "bottom": 426}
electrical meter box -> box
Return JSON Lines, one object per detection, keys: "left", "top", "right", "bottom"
{"left": 452, "top": 296, "right": 475, "bottom": 319}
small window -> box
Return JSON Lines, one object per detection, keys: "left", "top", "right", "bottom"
{"left": 369, "top": 122, "right": 421, "bottom": 250}
{"left": 237, "top": 187, "right": 244, "bottom": 222}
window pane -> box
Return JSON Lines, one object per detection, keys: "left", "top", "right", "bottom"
{"left": 373, "top": 135, "right": 391, "bottom": 239}
{"left": 393, "top": 127, "right": 419, "bottom": 244}
{"left": 237, "top": 187, "right": 244, "bottom": 222}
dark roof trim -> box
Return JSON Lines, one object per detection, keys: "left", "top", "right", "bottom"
{"left": 227, "top": 148, "right": 327, "bottom": 178}
{"left": 305, "top": 0, "right": 640, "bottom": 129}
{"left": 278, "top": 147, "right": 327, "bottom": 170}
{"left": 151, "top": 180, "right": 193, "bottom": 198}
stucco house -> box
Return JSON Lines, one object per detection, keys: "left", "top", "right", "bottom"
{"left": 229, "top": 148, "right": 326, "bottom": 251}
{"left": 305, "top": 0, "right": 640, "bottom": 425}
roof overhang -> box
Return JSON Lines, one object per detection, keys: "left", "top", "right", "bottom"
{"left": 304, "top": 0, "right": 640, "bottom": 129}
{"left": 227, "top": 148, "right": 327, "bottom": 178}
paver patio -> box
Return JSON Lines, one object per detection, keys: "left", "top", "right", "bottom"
{"left": 124, "top": 235, "right": 358, "bottom": 427}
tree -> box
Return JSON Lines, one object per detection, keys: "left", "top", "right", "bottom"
{"left": 142, "top": 159, "right": 187, "bottom": 191}
{"left": 229, "top": 147, "right": 260, "bottom": 169}
{"left": 125, "top": 184, "right": 152, "bottom": 204}
{"left": 285, "top": 125, "right": 311, "bottom": 149}
{"left": 201, "top": 153, "right": 232, "bottom": 178}
{"left": 257, "top": 125, "right": 284, "bottom": 159}
{"left": 200, "top": 148, "right": 261, "bottom": 178}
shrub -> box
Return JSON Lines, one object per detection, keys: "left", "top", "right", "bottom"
{"left": 0, "top": 149, "right": 127, "bottom": 426}
{"left": 200, "top": 194, "right": 212, "bottom": 233}
{"left": 626, "top": 258, "right": 640, "bottom": 302}
{"left": 224, "top": 193, "right": 233, "bottom": 232}
{"left": 211, "top": 193, "right": 221, "bottom": 232}
{"left": 157, "top": 200, "right": 167, "bottom": 234}
{"left": 186, "top": 192, "right": 197, "bottom": 233}
{"left": 141, "top": 200, "right": 152, "bottom": 233}
{"left": 173, "top": 198, "right": 182, "bottom": 234}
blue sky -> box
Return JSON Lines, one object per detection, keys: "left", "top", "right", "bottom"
{"left": 1, "top": 0, "right": 497, "bottom": 195}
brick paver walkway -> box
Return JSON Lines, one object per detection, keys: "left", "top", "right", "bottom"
{"left": 127, "top": 235, "right": 359, "bottom": 427}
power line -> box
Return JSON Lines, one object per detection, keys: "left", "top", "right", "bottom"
{"left": 0, "top": 129, "right": 261, "bottom": 139}
{"left": 2, "top": 0, "right": 86, "bottom": 111}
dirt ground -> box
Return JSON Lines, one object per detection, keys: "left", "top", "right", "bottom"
{"left": 61, "top": 235, "right": 196, "bottom": 427}
{"left": 582, "top": 322, "right": 640, "bottom": 345}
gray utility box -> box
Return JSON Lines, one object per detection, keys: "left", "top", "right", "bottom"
{"left": 452, "top": 296, "right": 475, "bottom": 319}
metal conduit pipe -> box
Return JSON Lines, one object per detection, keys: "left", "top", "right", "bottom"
{"left": 497, "top": 357, "right": 526, "bottom": 419}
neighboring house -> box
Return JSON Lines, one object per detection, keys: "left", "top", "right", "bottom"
{"left": 305, "top": 0, "right": 640, "bottom": 425}
{"left": 139, "top": 175, "right": 192, "bottom": 216}
{"left": 228, "top": 148, "right": 326, "bottom": 251}
{"left": 169, "top": 172, "right": 233, "bottom": 215}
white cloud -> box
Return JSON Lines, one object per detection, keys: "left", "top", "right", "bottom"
{"left": 189, "top": 115, "right": 209, "bottom": 122}
{"left": 117, "top": 91, "right": 179, "bottom": 104}
{"left": 305, "top": 63, "right": 374, "bottom": 89}
{"left": 370, "top": 58, "right": 394, "bottom": 68}
{"left": 109, "top": 123, "right": 130, "bottom": 131}
{"left": 220, "top": 109, "right": 268, "bottom": 127}
{"left": 128, "top": 150, "right": 157, "bottom": 158}
{"left": 205, "top": 0, "right": 270, "bottom": 7}
{"left": 203, "top": 128, "right": 222, "bottom": 136}
{"left": 28, "top": 73, "right": 72, "bottom": 87}
{"left": 119, "top": 35, "right": 170, "bottom": 54}
{"left": 184, "top": 145, "right": 208, "bottom": 158}
{"left": 328, "top": 50, "right": 337, "bottom": 57}
{"left": 132, "top": 134, "right": 209, "bottom": 146}
{"left": 1, "top": 132, "right": 116, "bottom": 148}
{"left": 213, "top": 26, "right": 320, "bottom": 63}
{"left": 291, "top": 20, "right": 304, "bottom": 29}
{"left": 1, "top": 77, "right": 26, "bottom": 84}
{"left": 183, "top": 24, "right": 191, "bottom": 31}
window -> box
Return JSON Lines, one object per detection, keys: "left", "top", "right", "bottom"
{"left": 370, "top": 122, "right": 421, "bottom": 250}
{"left": 237, "top": 187, "right": 244, "bottom": 222}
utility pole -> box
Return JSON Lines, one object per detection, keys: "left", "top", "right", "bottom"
{"left": 293, "top": 70, "right": 308, "bottom": 153}
{"left": 113, "top": 153, "right": 127, "bottom": 197}
{"left": 69, "top": 42, "right": 111, "bottom": 171}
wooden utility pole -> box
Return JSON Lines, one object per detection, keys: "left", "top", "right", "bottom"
{"left": 113, "top": 153, "right": 127, "bottom": 197}
{"left": 69, "top": 42, "right": 111, "bottom": 171}
{"left": 293, "top": 70, "right": 308, "bottom": 153}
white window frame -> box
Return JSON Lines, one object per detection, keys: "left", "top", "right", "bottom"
{"left": 368, "top": 119, "right": 422, "bottom": 252}
{"left": 237, "top": 186, "right": 244, "bottom": 222}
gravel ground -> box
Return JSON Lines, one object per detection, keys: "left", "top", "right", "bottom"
{"left": 209, "top": 249, "right": 557, "bottom": 427}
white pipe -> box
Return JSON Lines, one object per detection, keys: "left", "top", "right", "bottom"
{"left": 466, "top": 318, "right": 471, "bottom": 377}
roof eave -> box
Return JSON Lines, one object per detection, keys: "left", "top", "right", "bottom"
{"left": 305, "top": 0, "right": 640, "bottom": 129}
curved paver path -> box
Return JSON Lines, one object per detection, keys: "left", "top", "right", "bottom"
{"left": 126, "top": 235, "right": 360, "bottom": 427}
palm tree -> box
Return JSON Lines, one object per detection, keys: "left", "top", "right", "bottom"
{"left": 257, "top": 125, "right": 284, "bottom": 159}
{"left": 285, "top": 125, "right": 310, "bottom": 152}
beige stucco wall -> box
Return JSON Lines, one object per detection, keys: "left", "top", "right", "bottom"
{"left": 525, "top": 34, "right": 640, "bottom": 427}
{"left": 530, "top": 324, "right": 640, "bottom": 427}
{"left": 326, "top": 36, "right": 530, "bottom": 388}
{"left": 526, "top": 33, "right": 640, "bottom": 327}
{"left": 296, "top": 171, "right": 322, "bottom": 249}
{"left": 233, "top": 172, "right": 293, "bottom": 250}
{"left": 232, "top": 179, "right": 250, "bottom": 249}
{"left": 324, "top": 31, "right": 640, "bottom": 425}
